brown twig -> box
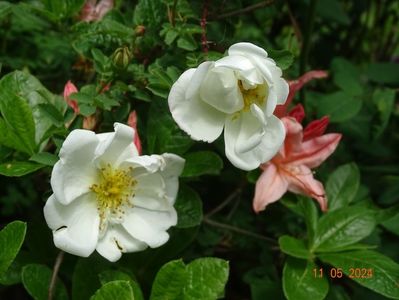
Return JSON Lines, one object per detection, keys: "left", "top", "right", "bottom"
{"left": 205, "top": 183, "right": 245, "bottom": 218}
{"left": 211, "top": 0, "right": 274, "bottom": 20}
{"left": 48, "top": 251, "right": 64, "bottom": 300}
{"left": 201, "top": 0, "right": 209, "bottom": 55}
{"left": 203, "top": 218, "right": 277, "bottom": 244}
{"left": 285, "top": 0, "right": 302, "bottom": 46}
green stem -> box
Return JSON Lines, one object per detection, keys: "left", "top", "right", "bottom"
{"left": 299, "top": 0, "right": 318, "bottom": 75}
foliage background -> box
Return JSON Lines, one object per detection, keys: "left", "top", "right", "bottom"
{"left": 0, "top": 0, "right": 399, "bottom": 299}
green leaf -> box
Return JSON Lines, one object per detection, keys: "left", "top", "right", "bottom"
{"left": 367, "top": 63, "right": 399, "bottom": 85}
{"left": 316, "top": 91, "right": 362, "bottom": 123}
{"left": 183, "top": 257, "right": 229, "bottom": 300}
{"left": 37, "top": 103, "right": 65, "bottom": 127}
{"left": 279, "top": 236, "right": 312, "bottom": 259}
{"left": 177, "top": 35, "right": 197, "bottom": 51}
{"left": 283, "top": 258, "right": 329, "bottom": 300}
{"left": 174, "top": 185, "right": 203, "bottom": 228}
{"left": 331, "top": 58, "right": 362, "bottom": 96}
{"left": 181, "top": 151, "right": 223, "bottom": 177}
{"left": 72, "top": 257, "right": 111, "bottom": 300}
{"left": 372, "top": 88, "right": 395, "bottom": 139}
{"left": 150, "top": 259, "right": 187, "bottom": 300}
{"left": 22, "top": 264, "right": 68, "bottom": 300}
{"left": 0, "top": 161, "right": 45, "bottom": 176}
{"left": 29, "top": 152, "right": 58, "bottom": 166}
{"left": 0, "top": 2, "right": 12, "bottom": 20}
{"left": 318, "top": 250, "right": 399, "bottom": 299}
{"left": 326, "top": 163, "right": 360, "bottom": 211}
{"left": 99, "top": 271, "right": 144, "bottom": 300}
{"left": 147, "top": 100, "right": 193, "bottom": 155}
{"left": 311, "top": 206, "right": 376, "bottom": 252}
{"left": 91, "top": 280, "right": 134, "bottom": 300}
{"left": 316, "top": 0, "right": 350, "bottom": 25}
{"left": 298, "top": 196, "right": 318, "bottom": 245}
{"left": 0, "top": 93, "right": 36, "bottom": 155}
{"left": 133, "top": 0, "right": 165, "bottom": 30}
{"left": 0, "top": 71, "right": 66, "bottom": 146}
{"left": 0, "top": 221, "right": 26, "bottom": 275}
{"left": 382, "top": 212, "right": 399, "bottom": 237}
{"left": 269, "top": 49, "right": 295, "bottom": 70}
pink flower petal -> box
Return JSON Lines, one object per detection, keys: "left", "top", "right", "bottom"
{"left": 274, "top": 70, "right": 328, "bottom": 118}
{"left": 288, "top": 104, "right": 305, "bottom": 123}
{"left": 128, "top": 111, "right": 142, "bottom": 155}
{"left": 288, "top": 133, "right": 342, "bottom": 169}
{"left": 253, "top": 163, "right": 288, "bottom": 213}
{"left": 283, "top": 165, "right": 328, "bottom": 211}
{"left": 63, "top": 81, "right": 80, "bottom": 114}
{"left": 303, "top": 116, "right": 329, "bottom": 141}
{"left": 280, "top": 117, "right": 304, "bottom": 158}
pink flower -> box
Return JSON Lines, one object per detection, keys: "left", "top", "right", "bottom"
{"left": 63, "top": 80, "right": 79, "bottom": 114}
{"left": 80, "top": 0, "right": 114, "bottom": 22}
{"left": 127, "top": 111, "right": 142, "bottom": 155}
{"left": 274, "top": 70, "right": 328, "bottom": 118}
{"left": 253, "top": 105, "right": 341, "bottom": 213}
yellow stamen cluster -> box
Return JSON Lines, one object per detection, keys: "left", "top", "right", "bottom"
{"left": 238, "top": 80, "right": 268, "bottom": 112}
{"left": 90, "top": 164, "right": 136, "bottom": 230}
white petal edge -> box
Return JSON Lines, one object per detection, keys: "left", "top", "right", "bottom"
{"left": 168, "top": 68, "right": 226, "bottom": 142}
{"left": 228, "top": 42, "right": 268, "bottom": 58}
{"left": 44, "top": 194, "right": 100, "bottom": 257}
{"left": 96, "top": 224, "right": 147, "bottom": 262}
{"left": 51, "top": 129, "right": 99, "bottom": 205}
{"left": 122, "top": 207, "right": 177, "bottom": 248}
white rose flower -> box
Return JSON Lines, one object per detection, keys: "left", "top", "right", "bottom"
{"left": 168, "top": 42, "right": 289, "bottom": 171}
{"left": 43, "top": 123, "right": 185, "bottom": 262}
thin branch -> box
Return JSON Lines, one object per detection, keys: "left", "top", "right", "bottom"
{"left": 205, "top": 184, "right": 244, "bottom": 218}
{"left": 201, "top": 0, "right": 209, "bottom": 55}
{"left": 203, "top": 218, "right": 277, "bottom": 244}
{"left": 211, "top": 0, "right": 274, "bottom": 20}
{"left": 48, "top": 251, "right": 64, "bottom": 300}
{"left": 285, "top": 0, "right": 302, "bottom": 46}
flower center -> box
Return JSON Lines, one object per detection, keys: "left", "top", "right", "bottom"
{"left": 238, "top": 80, "right": 268, "bottom": 112}
{"left": 90, "top": 164, "right": 136, "bottom": 231}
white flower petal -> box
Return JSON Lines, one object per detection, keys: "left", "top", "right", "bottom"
{"left": 273, "top": 75, "right": 289, "bottom": 105}
{"left": 216, "top": 55, "right": 263, "bottom": 85}
{"left": 51, "top": 129, "right": 98, "bottom": 205}
{"left": 224, "top": 113, "right": 285, "bottom": 170}
{"left": 168, "top": 68, "right": 226, "bottom": 142}
{"left": 44, "top": 194, "right": 100, "bottom": 257}
{"left": 185, "top": 61, "right": 213, "bottom": 100}
{"left": 266, "top": 88, "right": 278, "bottom": 116}
{"left": 133, "top": 172, "right": 170, "bottom": 211}
{"left": 158, "top": 153, "right": 185, "bottom": 204}
{"left": 96, "top": 224, "right": 147, "bottom": 262}
{"left": 95, "top": 123, "right": 138, "bottom": 166}
{"left": 200, "top": 67, "right": 243, "bottom": 114}
{"left": 228, "top": 42, "right": 268, "bottom": 58}
{"left": 122, "top": 207, "right": 177, "bottom": 248}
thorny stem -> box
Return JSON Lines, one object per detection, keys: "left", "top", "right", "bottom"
{"left": 201, "top": 0, "right": 209, "bottom": 56}
{"left": 203, "top": 218, "right": 277, "bottom": 244}
{"left": 211, "top": 0, "right": 274, "bottom": 20}
{"left": 48, "top": 251, "right": 64, "bottom": 300}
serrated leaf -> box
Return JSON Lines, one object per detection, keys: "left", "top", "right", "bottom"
{"left": 311, "top": 206, "right": 376, "bottom": 252}
{"left": 0, "top": 161, "right": 45, "bottom": 176}
{"left": 181, "top": 151, "right": 223, "bottom": 177}
{"left": 177, "top": 35, "right": 197, "bottom": 51}
{"left": 99, "top": 270, "right": 144, "bottom": 300}
{"left": 90, "top": 280, "right": 134, "bottom": 300}
{"left": 174, "top": 184, "right": 203, "bottom": 228}
{"left": 279, "top": 236, "right": 312, "bottom": 259}
{"left": 22, "top": 264, "right": 68, "bottom": 300}
{"left": 326, "top": 163, "right": 360, "bottom": 211}
{"left": 0, "top": 93, "right": 36, "bottom": 155}
{"left": 183, "top": 257, "right": 229, "bottom": 300}
{"left": 150, "top": 259, "right": 187, "bottom": 300}
{"left": 283, "top": 258, "right": 329, "bottom": 300}
{"left": 0, "top": 221, "right": 26, "bottom": 275}
{"left": 319, "top": 250, "right": 399, "bottom": 299}
{"left": 269, "top": 49, "right": 295, "bottom": 70}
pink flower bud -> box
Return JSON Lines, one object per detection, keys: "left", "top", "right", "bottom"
{"left": 63, "top": 81, "right": 80, "bottom": 114}
{"left": 127, "top": 111, "right": 142, "bottom": 155}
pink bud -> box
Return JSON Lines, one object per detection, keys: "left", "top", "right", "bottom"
{"left": 288, "top": 104, "right": 305, "bottom": 123}
{"left": 303, "top": 116, "right": 330, "bottom": 141}
{"left": 63, "top": 81, "right": 80, "bottom": 114}
{"left": 128, "top": 111, "right": 142, "bottom": 155}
